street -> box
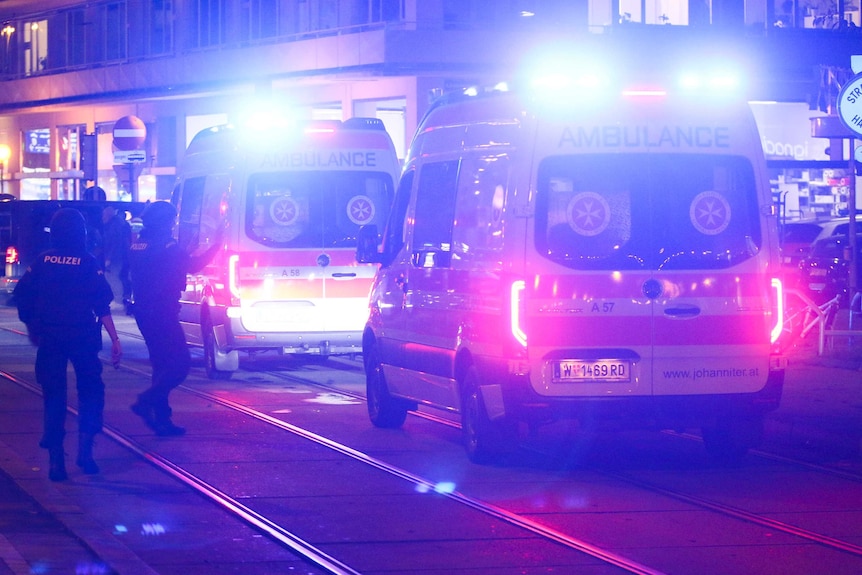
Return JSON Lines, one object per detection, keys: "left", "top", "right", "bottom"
{"left": 0, "top": 306, "right": 860, "bottom": 575}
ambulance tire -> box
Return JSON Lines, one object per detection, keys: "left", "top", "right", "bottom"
{"left": 365, "top": 345, "right": 412, "bottom": 428}
{"left": 461, "top": 366, "right": 518, "bottom": 465}
{"left": 701, "top": 415, "right": 764, "bottom": 465}
{"left": 202, "top": 318, "right": 235, "bottom": 380}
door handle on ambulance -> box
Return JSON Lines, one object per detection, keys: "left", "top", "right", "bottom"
{"left": 331, "top": 272, "right": 356, "bottom": 278}
{"left": 663, "top": 305, "right": 701, "bottom": 318}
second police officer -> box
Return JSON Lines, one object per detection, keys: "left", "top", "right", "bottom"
{"left": 128, "top": 200, "right": 221, "bottom": 436}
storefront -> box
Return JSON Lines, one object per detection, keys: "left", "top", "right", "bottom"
{"left": 750, "top": 101, "right": 857, "bottom": 223}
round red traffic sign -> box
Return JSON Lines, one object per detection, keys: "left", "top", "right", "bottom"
{"left": 112, "top": 115, "right": 147, "bottom": 150}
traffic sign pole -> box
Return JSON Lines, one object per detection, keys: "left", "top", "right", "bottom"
{"left": 837, "top": 71, "right": 862, "bottom": 299}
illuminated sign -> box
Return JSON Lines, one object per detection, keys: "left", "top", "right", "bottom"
{"left": 259, "top": 150, "right": 379, "bottom": 169}
{"left": 26, "top": 129, "right": 50, "bottom": 154}
{"left": 558, "top": 125, "right": 730, "bottom": 149}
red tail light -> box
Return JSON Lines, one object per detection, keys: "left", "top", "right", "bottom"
{"left": 228, "top": 254, "right": 240, "bottom": 299}
{"left": 510, "top": 280, "right": 527, "bottom": 347}
{"left": 770, "top": 277, "right": 784, "bottom": 345}
{"left": 5, "top": 246, "right": 18, "bottom": 265}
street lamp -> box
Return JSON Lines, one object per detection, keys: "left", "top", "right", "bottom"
{"left": 0, "top": 144, "right": 11, "bottom": 194}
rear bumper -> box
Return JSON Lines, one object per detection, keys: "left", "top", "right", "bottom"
{"left": 0, "top": 277, "right": 18, "bottom": 296}
{"left": 497, "top": 368, "right": 785, "bottom": 429}
{"left": 217, "top": 318, "right": 362, "bottom": 356}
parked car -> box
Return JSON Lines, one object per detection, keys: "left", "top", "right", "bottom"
{"left": 781, "top": 217, "right": 858, "bottom": 279}
{"left": 1, "top": 199, "right": 147, "bottom": 303}
{"left": 798, "top": 233, "right": 862, "bottom": 304}
{"left": 781, "top": 217, "right": 861, "bottom": 289}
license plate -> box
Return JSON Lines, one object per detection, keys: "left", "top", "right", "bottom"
{"left": 809, "top": 269, "right": 828, "bottom": 277}
{"left": 553, "top": 360, "right": 631, "bottom": 382}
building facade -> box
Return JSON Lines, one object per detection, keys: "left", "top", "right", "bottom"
{"left": 0, "top": 0, "right": 858, "bottom": 219}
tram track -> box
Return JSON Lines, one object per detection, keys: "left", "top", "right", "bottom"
{"left": 0, "top": 324, "right": 660, "bottom": 575}
{"left": 259, "top": 360, "right": 862, "bottom": 484}
{"left": 0, "top": 365, "right": 360, "bottom": 575}
{"left": 253, "top": 361, "right": 862, "bottom": 560}
{"left": 128, "top": 328, "right": 862, "bottom": 563}
{"left": 3, "top": 319, "right": 862, "bottom": 573}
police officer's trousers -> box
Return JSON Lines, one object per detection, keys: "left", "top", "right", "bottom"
{"left": 134, "top": 311, "right": 190, "bottom": 420}
{"left": 35, "top": 333, "right": 105, "bottom": 449}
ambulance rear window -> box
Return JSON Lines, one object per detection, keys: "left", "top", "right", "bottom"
{"left": 535, "top": 154, "right": 762, "bottom": 270}
{"left": 245, "top": 171, "right": 393, "bottom": 248}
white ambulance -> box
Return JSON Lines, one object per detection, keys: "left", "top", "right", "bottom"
{"left": 357, "top": 77, "right": 786, "bottom": 463}
{"left": 172, "top": 117, "right": 400, "bottom": 378}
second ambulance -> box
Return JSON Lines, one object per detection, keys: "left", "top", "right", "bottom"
{"left": 173, "top": 116, "right": 400, "bottom": 378}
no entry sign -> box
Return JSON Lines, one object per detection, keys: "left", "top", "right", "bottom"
{"left": 112, "top": 115, "right": 147, "bottom": 150}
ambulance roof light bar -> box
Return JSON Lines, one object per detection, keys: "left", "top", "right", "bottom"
{"left": 677, "top": 71, "right": 742, "bottom": 94}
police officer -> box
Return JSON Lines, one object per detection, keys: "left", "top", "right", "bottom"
{"left": 13, "top": 208, "right": 122, "bottom": 481}
{"left": 128, "top": 201, "right": 220, "bottom": 436}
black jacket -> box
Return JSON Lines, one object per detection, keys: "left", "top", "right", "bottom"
{"left": 14, "top": 247, "right": 113, "bottom": 341}
{"left": 129, "top": 228, "right": 218, "bottom": 316}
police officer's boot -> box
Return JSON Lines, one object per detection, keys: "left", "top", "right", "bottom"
{"left": 48, "top": 446, "right": 67, "bottom": 482}
{"left": 76, "top": 432, "right": 99, "bottom": 474}
{"left": 153, "top": 415, "right": 186, "bottom": 437}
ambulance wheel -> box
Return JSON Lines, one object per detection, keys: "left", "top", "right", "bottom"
{"left": 701, "top": 415, "right": 763, "bottom": 465}
{"left": 461, "top": 366, "right": 517, "bottom": 464}
{"left": 202, "top": 319, "right": 235, "bottom": 380}
{"left": 365, "top": 345, "right": 411, "bottom": 428}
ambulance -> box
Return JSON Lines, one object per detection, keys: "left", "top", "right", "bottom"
{"left": 172, "top": 117, "right": 399, "bottom": 378}
{"left": 356, "top": 73, "right": 786, "bottom": 463}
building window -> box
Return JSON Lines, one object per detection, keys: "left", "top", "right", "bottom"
{"left": 190, "top": 0, "right": 226, "bottom": 48}
{"left": 776, "top": 0, "right": 860, "bottom": 28}
{"left": 370, "top": 0, "right": 403, "bottom": 22}
{"left": 242, "top": 0, "right": 278, "bottom": 41}
{"left": 1, "top": 22, "right": 16, "bottom": 76}
{"left": 147, "top": 0, "right": 174, "bottom": 55}
{"left": 103, "top": 3, "right": 127, "bottom": 61}
{"left": 64, "top": 10, "right": 86, "bottom": 67}
{"left": 617, "top": 0, "right": 690, "bottom": 25}
{"left": 24, "top": 20, "right": 47, "bottom": 75}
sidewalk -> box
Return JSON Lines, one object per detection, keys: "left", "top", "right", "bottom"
{"left": 766, "top": 308, "right": 862, "bottom": 462}
{"left": 785, "top": 307, "right": 862, "bottom": 371}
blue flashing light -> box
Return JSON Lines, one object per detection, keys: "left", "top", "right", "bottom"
{"left": 236, "top": 94, "right": 302, "bottom": 136}
{"left": 463, "top": 82, "right": 509, "bottom": 98}
{"left": 530, "top": 72, "right": 604, "bottom": 92}
{"left": 526, "top": 71, "right": 612, "bottom": 109}
{"left": 677, "top": 71, "right": 742, "bottom": 96}
{"left": 621, "top": 89, "right": 667, "bottom": 98}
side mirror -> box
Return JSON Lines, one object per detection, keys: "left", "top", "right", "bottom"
{"left": 356, "top": 224, "right": 381, "bottom": 264}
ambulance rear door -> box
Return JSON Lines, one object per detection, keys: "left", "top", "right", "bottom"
{"left": 527, "top": 100, "right": 774, "bottom": 400}
{"left": 237, "top": 165, "right": 394, "bottom": 336}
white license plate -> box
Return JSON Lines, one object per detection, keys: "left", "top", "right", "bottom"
{"left": 553, "top": 360, "right": 631, "bottom": 382}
